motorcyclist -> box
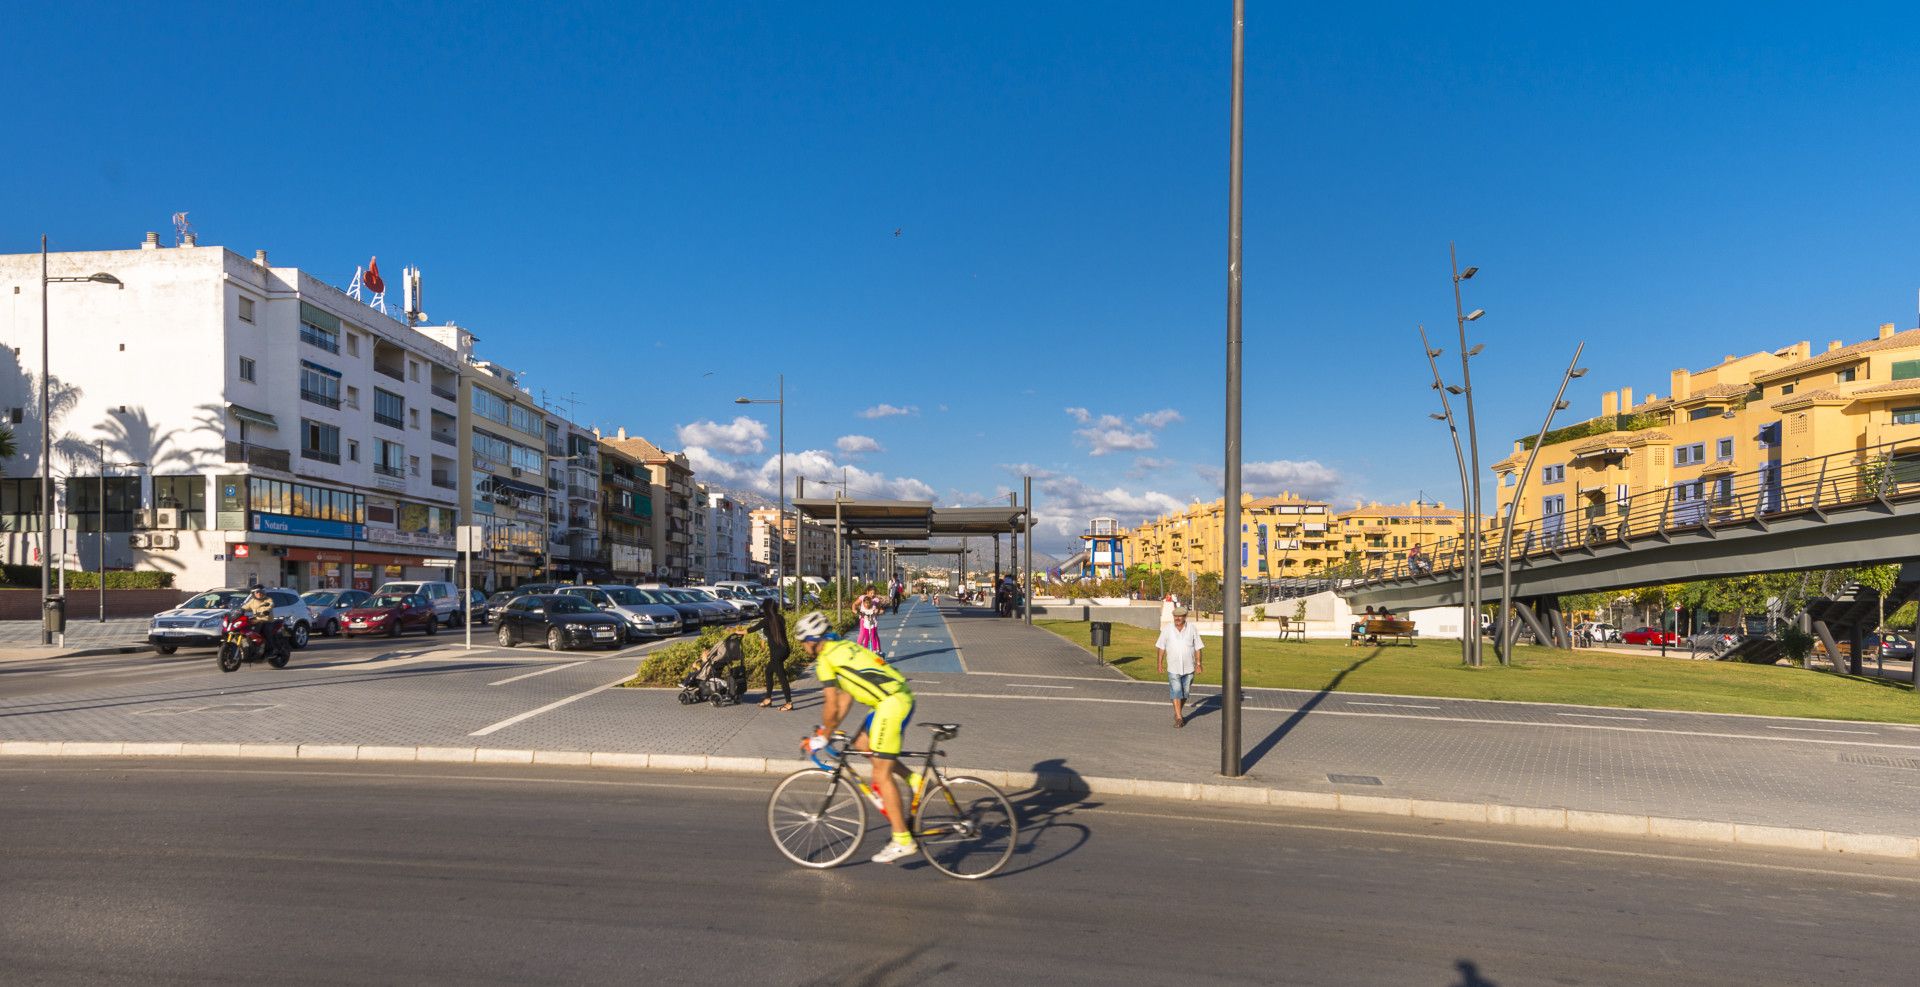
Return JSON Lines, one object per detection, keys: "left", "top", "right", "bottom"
{"left": 239, "top": 587, "right": 287, "bottom": 648}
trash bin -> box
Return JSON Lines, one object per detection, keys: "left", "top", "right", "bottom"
{"left": 43, "top": 595, "right": 67, "bottom": 635}
{"left": 1090, "top": 621, "right": 1111, "bottom": 648}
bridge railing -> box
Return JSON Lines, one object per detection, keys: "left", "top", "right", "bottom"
{"left": 1351, "top": 437, "right": 1920, "bottom": 587}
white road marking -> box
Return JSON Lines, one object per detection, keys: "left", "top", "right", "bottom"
{"left": 910, "top": 691, "right": 1920, "bottom": 751}
{"left": 1766, "top": 725, "right": 1877, "bottom": 735}
{"left": 1008, "top": 683, "right": 1073, "bottom": 690}
{"left": 1556, "top": 712, "right": 1649, "bottom": 721}
{"left": 489, "top": 660, "right": 592, "bottom": 686}
{"left": 468, "top": 675, "right": 631, "bottom": 736}
{"left": 1349, "top": 701, "right": 1442, "bottom": 710}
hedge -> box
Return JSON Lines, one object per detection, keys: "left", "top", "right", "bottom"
{"left": 1, "top": 565, "right": 174, "bottom": 589}
{"left": 623, "top": 607, "right": 857, "bottom": 688}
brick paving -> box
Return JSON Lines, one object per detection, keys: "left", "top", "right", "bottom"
{"left": 3, "top": 604, "right": 1919, "bottom": 838}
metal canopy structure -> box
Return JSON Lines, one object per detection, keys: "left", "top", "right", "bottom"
{"left": 790, "top": 499, "right": 1031, "bottom": 541}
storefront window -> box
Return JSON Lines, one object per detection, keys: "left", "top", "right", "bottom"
{"left": 153, "top": 476, "right": 207, "bottom": 529}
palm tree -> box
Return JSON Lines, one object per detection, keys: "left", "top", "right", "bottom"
{"left": 0, "top": 422, "right": 15, "bottom": 475}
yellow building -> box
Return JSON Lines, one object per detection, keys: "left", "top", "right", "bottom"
{"left": 1129, "top": 492, "right": 1341, "bottom": 580}
{"left": 1493, "top": 322, "right": 1920, "bottom": 537}
{"left": 1334, "top": 501, "right": 1466, "bottom": 569}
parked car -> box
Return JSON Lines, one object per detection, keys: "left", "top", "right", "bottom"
{"left": 465, "top": 588, "right": 491, "bottom": 625}
{"left": 149, "top": 588, "right": 313, "bottom": 654}
{"left": 691, "top": 584, "right": 761, "bottom": 620}
{"left": 1687, "top": 626, "right": 1744, "bottom": 655}
{"left": 483, "top": 590, "right": 521, "bottom": 624}
{"left": 374, "top": 580, "right": 462, "bottom": 627}
{"left": 558, "top": 584, "right": 684, "bottom": 641}
{"left": 1874, "top": 633, "right": 1914, "bottom": 660}
{"left": 340, "top": 593, "right": 440, "bottom": 638}
{"left": 1573, "top": 621, "right": 1621, "bottom": 643}
{"left": 1622, "top": 626, "right": 1680, "bottom": 646}
{"left": 677, "top": 588, "right": 744, "bottom": 624}
{"left": 301, "top": 589, "right": 372, "bottom": 637}
{"left": 494, "top": 594, "right": 626, "bottom": 651}
{"left": 634, "top": 587, "right": 713, "bottom": 629}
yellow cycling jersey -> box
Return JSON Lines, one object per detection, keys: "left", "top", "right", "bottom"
{"left": 815, "top": 639, "right": 911, "bottom": 708}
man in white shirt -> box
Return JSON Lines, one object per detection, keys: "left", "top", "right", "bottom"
{"left": 1155, "top": 606, "right": 1204, "bottom": 728}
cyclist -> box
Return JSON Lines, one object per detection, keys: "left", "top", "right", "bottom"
{"left": 795, "top": 610, "right": 920, "bottom": 864}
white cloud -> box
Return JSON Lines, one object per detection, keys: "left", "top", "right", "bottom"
{"left": 684, "top": 445, "right": 935, "bottom": 504}
{"left": 1194, "top": 459, "right": 1345, "bottom": 501}
{"left": 998, "top": 464, "right": 1187, "bottom": 554}
{"left": 674, "top": 416, "right": 767, "bottom": 456}
{"left": 859, "top": 403, "right": 918, "bottom": 419}
{"left": 1135, "top": 408, "right": 1183, "bottom": 429}
{"left": 836, "top": 434, "right": 884, "bottom": 457}
{"left": 1076, "top": 421, "right": 1156, "bottom": 456}
{"left": 1064, "top": 407, "right": 1092, "bottom": 424}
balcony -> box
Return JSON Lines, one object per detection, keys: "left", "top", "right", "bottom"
{"left": 373, "top": 464, "right": 404, "bottom": 478}
{"left": 432, "top": 430, "right": 456, "bottom": 445}
{"left": 299, "top": 324, "right": 340, "bottom": 353}
{"left": 431, "top": 384, "right": 457, "bottom": 402}
{"left": 225, "top": 441, "right": 290, "bottom": 472}
{"left": 374, "top": 411, "right": 404, "bottom": 430}
{"left": 547, "top": 442, "right": 566, "bottom": 456}
{"left": 431, "top": 471, "right": 457, "bottom": 490}
{"left": 300, "top": 387, "right": 341, "bottom": 409}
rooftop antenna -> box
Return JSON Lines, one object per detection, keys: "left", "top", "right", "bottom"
{"left": 403, "top": 266, "right": 425, "bottom": 325}
{"left": 171, "top": 212, "right": 192, "bottom": 246}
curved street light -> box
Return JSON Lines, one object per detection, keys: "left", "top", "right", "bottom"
{"left": 1495, "top": 344, "right": 1587, "bottom": 663}
{"left": 1449, "top": 243, "right": 1486, "bottom": 667}
{"left": 1417, "top": 324, "right": 1477, "bottom": 666}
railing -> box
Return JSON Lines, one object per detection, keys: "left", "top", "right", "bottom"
{"left": 300, "top": 388, "right": 341, "bottom": 409}
{"left": 301, "top": 447, "right": 341, "bottom": 465}
{"left": 300, "top": 324, "right": 340, "bottom": 353}
{"left": 225, "top": 441, "right": 291, "bottom": 472}
{"left": 432, "top": 431, "right": 456, "bottom": 445}
{"left": 373, "top": 464, "right": 404, "bottom": 478}
{"left": 431, "top": 474, "right": 456, "bottom": 490}
{"left": 374, "top": 363, "right": 404, "bottom": 381}
{"left": 374, "top": 412, "right": 404, "bottom": 429}
{"left": 1345, "top": 437, "right": 1920, "bottom": 589}
{"left": 431, "top": 384, "right": 457, "bottom": 401}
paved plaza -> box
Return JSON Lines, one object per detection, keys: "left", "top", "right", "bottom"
{"left": 2, "top": 597, "right": 1919, "bottom": 846}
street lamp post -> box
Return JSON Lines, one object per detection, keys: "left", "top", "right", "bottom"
{"left": 1497, "top": 345, "right": 1587, "bottom": 663}
{"left": 735, "top": 376, "right": 785, "bottom": 595}
{"left": 95, "top": 442, "right": 145, "bottom": 622}
{"left": 38, "top": 235, "right": 123, "bottom": 644}
{"left": 1417, "top": 324, "right": 1476, "bottom": 666}
{"left": 1448, "top": 244, "right": 1486, "bottom": 667}
{"left": 1220, "top": 0, "right": 1247, "bottom": 779}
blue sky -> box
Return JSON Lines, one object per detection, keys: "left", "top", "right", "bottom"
{"left": 7, "top": 2, "right": 1920, "bottom": 553}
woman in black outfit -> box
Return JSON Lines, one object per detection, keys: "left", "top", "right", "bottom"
{"left": 754, "top": 603, "right": 793, "bottom": 711}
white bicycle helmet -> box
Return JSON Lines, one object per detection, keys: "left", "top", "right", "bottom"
{"left": 795, "top": 611, "right": 833, "bottom": 641}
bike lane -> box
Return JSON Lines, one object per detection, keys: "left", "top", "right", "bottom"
{"left": 871, "top": 596, "right": 966, "bottom": 674}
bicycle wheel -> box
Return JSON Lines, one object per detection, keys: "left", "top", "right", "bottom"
{"left": 913, "top": 776, "right": 1018, "bottom": 879}
{"left": 767, "top": 769, "right": 868, "bottom": 869}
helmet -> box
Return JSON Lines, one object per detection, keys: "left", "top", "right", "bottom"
{"left": 795, "top": 611, "right": 832, "bottom": 641}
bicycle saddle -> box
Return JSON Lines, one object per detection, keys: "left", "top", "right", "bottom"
{"left": 921, "top": 723, "right": 961, "bottom": 741}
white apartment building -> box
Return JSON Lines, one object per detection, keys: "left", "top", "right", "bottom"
{"left": 546, "top": 417, "right": 602, "bottom": 583}
{"left": 701, "top": 486, "right": 750, "bottom": 582}
{"left": 0, "top": 235, "right": 462, "bottom": 591}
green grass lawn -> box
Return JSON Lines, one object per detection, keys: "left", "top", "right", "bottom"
{"left": 1039, "top": 620, "right": 1920, "bottom": 725}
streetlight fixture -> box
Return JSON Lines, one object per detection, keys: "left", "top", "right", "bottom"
{"left": 94, "top": 442, "right": 145, "bottom": 622}
{"left": 39, "top": 235, "right": 123, "bottom": 644}
{"left": 1417, "top": 324, "right": 1476, "bottom": 665}
{"left": 1449, "top": 243, "right": 1486, "bottom": 668}
{"left": 734, "top": 375, "right": 786, "bottom": 597}
{"left": 1496, "top": 345, "right": 1587, "bottom": 663}
{"left": 1220, "top": 0, "right": 1247, "bottom": 778}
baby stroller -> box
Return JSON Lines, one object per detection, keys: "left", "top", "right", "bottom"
{"left": 678, "top": 635, "right": 748, "bottom": 707}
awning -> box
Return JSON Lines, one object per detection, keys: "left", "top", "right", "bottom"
{"left": 491, "top": 477, "right": 548, "bottom": 498}
{"left": 229, "top": 404, "right": 279, "bottom": 429}
{"left": 1571, "top": 446, "right": 1630, "bottom": 461}
{"left": 791, "top": 498, "right": 1031, "bottom": 540}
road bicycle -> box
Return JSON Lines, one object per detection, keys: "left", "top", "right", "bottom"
{"left": 767, "top": 723, "right": 1018, "bottom": 879}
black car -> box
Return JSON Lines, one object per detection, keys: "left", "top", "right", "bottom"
{"left": 494, "top": 594, "right": 626, "bottom": 651}
{"left": 483, "top": 590, "right": 520, "bottom": 623}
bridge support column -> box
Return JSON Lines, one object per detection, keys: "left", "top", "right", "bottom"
{"left": 1847, "top": 621, "right": 1865, "bottom": 677}
{"left": 1512, "top": 599, "right": 1558, "bottom": 651}
{"left": 1811, "top": 618, "right": 1842, "bottom": 675}
{"left": 1547, "top": 605, "right": 1571, "bottom": 651}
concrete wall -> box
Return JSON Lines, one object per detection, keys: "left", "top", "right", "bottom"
{"left": 0, "top": 588, "right": 186, "bottom": 620}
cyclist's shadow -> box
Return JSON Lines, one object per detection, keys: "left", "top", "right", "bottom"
{"left": 978, "top": 757, "right": 1098, "bottom": 877}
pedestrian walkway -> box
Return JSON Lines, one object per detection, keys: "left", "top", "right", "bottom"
{"left": 868, "top": 596, "right": 964, "bottom": 674}
{"left": 3, "top": 605, "right": 1920, "bottom": 850}
{"left": 0, "top": 618, "right": 149, "bottom": 662}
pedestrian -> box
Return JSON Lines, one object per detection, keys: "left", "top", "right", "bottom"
{"left": 890, "top": 575, "right": 904, "bottom": 614}
{"left": 1155, "top": 605, "right": 1204, "bottom": 728}
{"left": 856, "top": 585, "right": 885, "bottom": 653}
{"left": 753, "top": 605, "right": 794, "bottom": 711}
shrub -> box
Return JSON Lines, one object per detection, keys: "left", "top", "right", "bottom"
{"left": 624, "top": 606, "right": 855, "bottom": 688}
{"left": 1251, "top": 605, "right": 1266, "bottom": 622}
{"left": 1777, "top": 625, "right": 1815, "bottom": 667}
{"left": 0, "top": 565, "right": 173, "bottom": 589}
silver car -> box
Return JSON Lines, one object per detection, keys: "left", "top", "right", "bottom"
{"left": 149, "top": 588, "right": 314, "bottom": 654}
{"left": 301, "top": 589, "right": 373, "bottom": 638}
{"left": 559, "top": 585, "right": 685, "bottom": 641}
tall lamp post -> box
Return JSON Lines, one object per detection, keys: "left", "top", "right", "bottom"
{"left": 1448, "top": 245, "right": 1487, "bottom": 666}
{"left": 1220, "top": 0, "right": 1247, "bottom": 778}
{"left": 735, "top": 376, "right": 785, "bottom": 595}
{"left": 94, "top": 443, "right": 145, "bottom": 622}
{"left": 1496, "top": 345, "right": 1586, "bottom": 663}
{"left": 38, "top": 236, "right": 123, "bottom": 644}
{"left": 1418, "top": 324, "right": 1476, "bottom": 665}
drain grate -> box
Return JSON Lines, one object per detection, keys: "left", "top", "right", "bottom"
{"left": 1327, "top": 773, "right": 1383, "bottom": 786}
{"left": 1840, "top": 753, "right": 1920, "bottom": 770}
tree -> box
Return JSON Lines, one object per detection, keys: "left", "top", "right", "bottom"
{"left": 0, "top": 423, "right": 14, "bottom": 475}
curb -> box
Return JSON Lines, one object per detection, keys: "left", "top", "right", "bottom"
{"left": 4, "top": 741, "right": 1916, "bottom": 861}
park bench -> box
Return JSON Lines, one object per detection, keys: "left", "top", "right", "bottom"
{"left": 1350, "top": 617, "right": 1417, "bottom": 647}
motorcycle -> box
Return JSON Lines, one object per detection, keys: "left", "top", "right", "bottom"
{"left": 218, "top": 612, "right": 292, "bottom": 672}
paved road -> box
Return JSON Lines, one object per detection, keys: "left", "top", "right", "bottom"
{"left": 3, "top": 759, "right": 1915, "bottom": 986}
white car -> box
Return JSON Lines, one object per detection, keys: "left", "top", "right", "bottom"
{"left": 374, "top": 580, "right": 463, "bottom": 627}
{"left": 557, "top": 585, "right": 685, "bottom": 640}
{"left": 149, "top": 587, "right": 314, "bottom": 654}
{"left": 690, "top": 585, "right": 762, "bottom": 620}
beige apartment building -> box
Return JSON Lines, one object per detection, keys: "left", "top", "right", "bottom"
{"left": 1131, "top": 492, "right": 1342, "bottom": 580}
{"left": 1493, "top": 322, "right": 1920, "bottom": 538}
{"left": 1333, "top": 501, "right": 1466, "bottom": 569}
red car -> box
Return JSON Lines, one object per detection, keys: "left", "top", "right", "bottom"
{"left": 1622, "top": 626, "right": 1679, "bottom": 646}
{"left": 340, "top": 593, "right": 440, "bottom": 637}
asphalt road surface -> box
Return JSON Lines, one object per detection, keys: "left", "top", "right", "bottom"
{"left": 4, "top": 760, "right": 1917, "bottom": 985}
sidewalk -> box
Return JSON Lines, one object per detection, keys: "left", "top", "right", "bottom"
{"left": 2, "top": 599, "right": 1919, "bottom": 858}
{"left": 0, "top": 618, "right": 150, "bottom": 662}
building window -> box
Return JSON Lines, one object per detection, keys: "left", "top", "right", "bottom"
{"left": 1837, "top": 367, "right": 1858, "bottom": 383}
{"left": 238, "top": 296, "right": 255, "bottom": 324}
{"left": 345, "top": 386, "right": 360, "bottom": 410}
{"left": 374, "top": 389, "right": 405, "bottom": 429}
{"left": 153, "top": 476, "right": 206, "bottom": 529}
{"left": 408, "top": 408, "right": 420, "bottom": 430}
{"left": 472, "top": 388, "right": 511, "bottom": 426}
{"left": 409, "top": 455, "right": 421, "bottom": 477}
{"left": 238, "top": 357, "right": 255, "bottom": 382}
{"left": 1781, "top": 383, "right": 1795, "bottom": 396}
{"left": 346, "top": 333, "right": 360, "bottom": 357}
{"left": 301, "top": 419, "right": 341, "bottom": 464}
{"left": 1541, "top": 464, "right": 1565, "bottom": 484}
{"left": 248, "top": 477, "right": 363, "bottom": 523}
{"left": 1894, "top": 360, "right": 1920, "bottom": 382}
{"left": 299, "top": 361, "right": 342, "bottom": 408}
{"left": 348, "top": 439, "right": 360, "bottom": 462}
{"left": 408, "top": 360, "right": 420, "bottom": 381}
{"left": 300, "top": 315, "right": 341, "bottom": 353}
{"left": 1894, "top": 406, "right": 1920, "bottom": 426}
{"left": 373, "top": 439, "right": 405, "bottom": 477}
{"left": 1689, "top": 406, "right": 1719, "bottom": 421}
{"left": 1674, "top": 443, "right": 1707, "bottom": 466}
{"left": 0, "top": 478, "right": 43, "bottom": 532}
{"left": 67, "top": 477, "right": 139, "bottom": 533}
{"left": 1716, "top": 438, "right": 1735, "bottom": 460}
